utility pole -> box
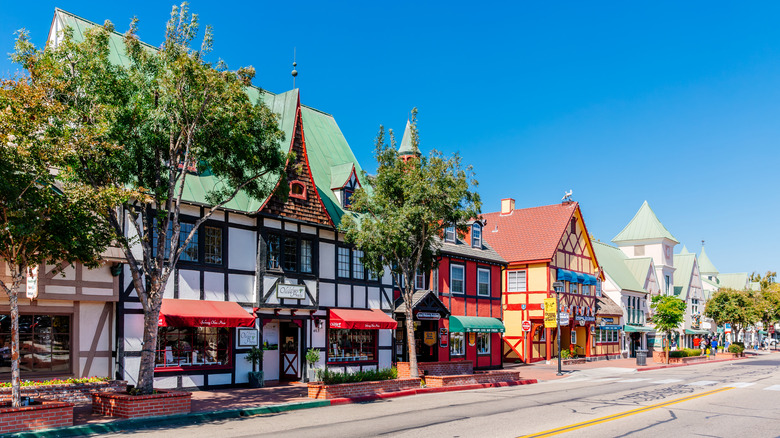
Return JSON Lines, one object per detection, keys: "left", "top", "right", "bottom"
{"left": 554, "top": 281, "right": 564, "bottom": 376}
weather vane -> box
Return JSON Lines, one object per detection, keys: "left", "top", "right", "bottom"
{"left": 291, "top": 48, "right": 298, "bottom": 89}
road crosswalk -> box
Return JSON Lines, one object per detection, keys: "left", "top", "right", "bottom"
{"left": 558, "top": 375, "right": 780, "bottom": 391}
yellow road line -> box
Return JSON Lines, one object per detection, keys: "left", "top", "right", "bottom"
{"left": 518, "top": 386, "right": 733, "bottom": 438}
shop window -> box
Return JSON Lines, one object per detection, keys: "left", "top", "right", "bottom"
{"left": 507, "top": 270, "right": 527, "bottom": 292}
{"left": 284, "top": 237, "right": 298, "bottom": 271}
{"left": 328, "top": 329, "right": 376, "bottom": 363}
{"left": 471, "top": 223, "right": 482, "bottom": 248}
{"left": 337, "top": 247, "right": 350, "bottom": 278}
{"left": 476, "top": 333, "right": 490, "bottom": 354}
{"left": 536, "top": 326, "right": 545, "bottom": 341}
{"left": 204, "top": 226, "right": 223, "bottom": 265}
{"left": 301, "top": 239, "right": 313, "bottom": 273}
{"left": 582, "top": 285, "right": 590, "bottom": 296}
{"left": 450, "top": 264, "right": 465, "bottom": 294}
{"left": 569, "top": 282, "right": 578, "bottom": 294}
{"left": 450, "top": 332, "right": 465, "bottom": 356}
{"left": 267, "top": 234, "right": 281, "bottom": 269}
{"left": 0, "top": 314, "right": 70, "bottom": 375}
{"left": 444, "top": 226, "right": 456, "bottom": 243}
{"left": 156, "top": 327, "right": 230, "bottom": 368}
{"left": 477, "top": 268, "right": 490, "bottom": 296}
{"left": 353, "top": 249, "right": 365, "bottom": 280}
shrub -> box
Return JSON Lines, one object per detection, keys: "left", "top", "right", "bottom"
{"left": 305, "top": 348, "right": 320, "bottom": 366}
{"left": 0, "top": 377, "right": 109, "bottom": 388}
{"left": 560, "top": 350, "right": 571, "bottom": 360}
{"left": 316, "top": 367, "right": 398, "bottom": 385}
{"left": 728, "top": 344, "right": 744, "bottom": 354}
{"left": 669, "top": 350, "right": 686, "bottom": 358}
{"left": 682, "top": 348, "right": 702, "bottom": 357}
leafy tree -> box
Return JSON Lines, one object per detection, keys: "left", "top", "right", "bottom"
{"left": 749, "top": 271, "right": 776, "bottom": 290}
{"left": 13, "top": 4, "right": 287, "bottom": 394}
{"left": 650, "top": 295, "right": 687, "bottom": 363}
{"left": 341, "top": 109, "right": 480, "bottom": 378}
{"left": 704, "top": 288, "right": 757, "bottom": 343}
{"left": 0, "top": 74, "right": 114, "bottom": 406}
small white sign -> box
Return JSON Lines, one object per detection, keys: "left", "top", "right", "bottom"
{"left": 26, "top": 266, "right": 38, "bottom": 299}
{"left": 237, "top": 328, "right": 259, "bottom": 347}
{"left": 416, "top": 312, "right": 441, "bottom": 320}
{"left": 277, "top": 283, "right": 306, "bottom": 300}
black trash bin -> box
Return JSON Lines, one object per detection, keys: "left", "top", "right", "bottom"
{"left": 636, "top": 349, "right": 647, "bottom": 366}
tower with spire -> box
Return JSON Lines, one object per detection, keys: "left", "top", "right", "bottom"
{"left": 398, "top": 119, "right": 420, "bottom": 163}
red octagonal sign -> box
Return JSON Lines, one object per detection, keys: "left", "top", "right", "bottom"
{"left": 522, "top": 320, "right": 532, "bottom": 331}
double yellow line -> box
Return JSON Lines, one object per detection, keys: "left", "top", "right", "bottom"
{"left": 518, "top": 386, "right": 733, "bottom": 437}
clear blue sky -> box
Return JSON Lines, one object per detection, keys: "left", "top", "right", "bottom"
{"left": 2, "top": 2, "right": 778, "bottom": 275}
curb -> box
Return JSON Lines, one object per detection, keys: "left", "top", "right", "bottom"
{"left": 637, "top": 356, "right": 745, "bottom": 372}
{"left": 328, "top": 379, "right": 538, "bottom": 405}
{"left": 4, "top": 400, "right": 331, "bottom": 438}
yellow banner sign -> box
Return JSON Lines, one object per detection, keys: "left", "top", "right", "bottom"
{"left": 544, "top": 297, "right": 558, "bottom": 328}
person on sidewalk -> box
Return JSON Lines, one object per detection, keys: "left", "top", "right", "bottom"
{"left": 710, "top": 337, "right": 718, "bottom": 357}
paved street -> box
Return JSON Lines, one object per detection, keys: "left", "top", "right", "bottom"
{"left": 104, "top": 354, "right": 780, "bottom": 438}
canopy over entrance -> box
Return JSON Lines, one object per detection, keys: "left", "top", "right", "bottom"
{"left": 394, "top": 290, "right": 450, "bottom": 320}
{"left": 159, "top": 299, "right": 256, "bottom": 327}
{"left": 685, "top": 328, "right": 711, "bottom": 335}
{"left": 623, "top": 325, "right": 654, "bottom": 333}
{"left": 449, "top": 316, "right": 505, "bottom": 333}
{"left": 329, "top": 308, "right": 397, "bottom": 330}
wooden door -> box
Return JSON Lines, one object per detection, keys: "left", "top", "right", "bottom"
{"left": 280, "top": 323, "right": 299, "bottom": 380}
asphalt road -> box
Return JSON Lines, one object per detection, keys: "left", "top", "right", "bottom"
{"left": 105, "top": 354, "right": 780, "bottom": 438}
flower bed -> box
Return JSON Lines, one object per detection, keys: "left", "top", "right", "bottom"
{"left": 0, "top": 400, "right": 73, "bottom": 434}
{"left": 397, "top": 361, "right": 473, "bottom": 378}
{"left": 424, "top": 371, "right": 521, "bottom": 387}
{"left": 0, "top": 379, "right": 126, "bottom": 404}
{"left": 308, "top": 378, "right": 421, "bottom": 399}
{"left": 92, "top": 390, "right": 191, "bottom": 419}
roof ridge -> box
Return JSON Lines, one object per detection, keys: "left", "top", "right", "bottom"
{"left": 482, "top": 201, "right": 578, "bottom": 217}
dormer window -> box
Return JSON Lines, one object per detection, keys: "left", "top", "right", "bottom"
{"left": 471, "top": 223, "right": 482, "bottom": 248}
{"left": 445, "top": 226, "right": 456, "bottom": 243}
{"left": 343, "top": 189, "right": 354, "bottom": 208}
{"left": 289, "top": 180, "right": 307, "bottom": 200}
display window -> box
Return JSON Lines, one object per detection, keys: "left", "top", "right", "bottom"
{"left": 596, "top": 329, "right": 619, "bottom": 343}
{"left": 0, "top": 314, "right": 70, "bottom": 374}
{"left": 450, "top": 332, "right": 465, "bottom": 356}
{"left": 328, "top": 329, "right": 376, "bottom": 363}
{"left": 476, "top": 333, "right": 490, "bottom": 355}
{"left": 155, "top": 327, "right": 231, "bottom": 369}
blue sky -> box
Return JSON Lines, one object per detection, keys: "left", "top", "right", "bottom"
{"left": 2, "top": 2, "right": 778, "bottom": 275}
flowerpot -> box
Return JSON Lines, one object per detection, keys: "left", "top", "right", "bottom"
{"left": 248, "top": 371, "right": 264, "bottom": 388}
{"left": 307, "top": 368, "right": 318, "bottom": 382}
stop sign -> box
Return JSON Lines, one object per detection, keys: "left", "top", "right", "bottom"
{"left": 522, "top": 320, "right": 532, "bottom": 331}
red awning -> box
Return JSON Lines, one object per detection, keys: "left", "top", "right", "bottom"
{"left": 329, "top": 308, "right": 397, "bottom": 330}
{"left": 159, "top": 299, "right": 256, "bottom": 328}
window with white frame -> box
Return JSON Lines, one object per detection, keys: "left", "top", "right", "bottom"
{"left": 477, "top": 268, "right": 491, "bottom": 296}
{"left": 476, "top": 333, "right": 490, "bottom": 354}
{"left": 450, "top": 332, "right": 464, "bottom": 356}
{"left": 665, "top": 275, "right": 671, "bottom": 295}
{"left": 337, "top": 247, "right": 350, "bottom": 278}
{"left": 471, "top": 223, "right": 482, "bottom": 248}
{"left": 415, "top": 271, "right": 425, "bottom": 290}
{"left": 569, "top": 282, "right": 578, "bottom": 294}
{"left": 450, "top": 265, "right": 465, "bottom": 294}
{"left": 596, "top": 279, "right": 602, "bottom": 297}
{"left": 582, "top": 284, "right": 590, "bottom": 296}
{"left": 445, "top": 226, "right": 456, "bottom": 243}
{"left": 507, "top": 271, "right": 527, "bottom": 292}
{"left": 353, "top": 249, "right": 365, "bottom": 280}
{"left": 431, "top": 268, "right": 439, "bottom": 293}
{"left": 301, "top": 239, "right": 313, "bottom": 273}
{"left": 571, "top": 330, "right": 577, "bottom": 344}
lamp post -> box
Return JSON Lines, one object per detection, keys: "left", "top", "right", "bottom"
{"left": 553, "top": 281, "right": 564, "bottom": 376}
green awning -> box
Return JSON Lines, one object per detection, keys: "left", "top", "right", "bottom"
{"left": 759, "top": 330, "right": 768, "bottom": 335}
{"left": 684, "top": 329, "right": 710, "bottom": 335}
{"left": 449, "top": 316, "right": 505, "bottom": 333}
{"left": 623, "top": 325, "right": 654, "bottom": 333}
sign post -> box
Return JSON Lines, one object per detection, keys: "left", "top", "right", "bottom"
{"left": 522, "top": 320, "right": 532, "bottom": 332}
{"left": 553, "top": 281, "right": 565, "bottom": 376}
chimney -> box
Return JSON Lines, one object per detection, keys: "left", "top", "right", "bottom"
{"left": 501, "top": 198, "right": 515, "bottom": 215}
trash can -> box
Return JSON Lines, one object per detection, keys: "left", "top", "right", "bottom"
{"left": 636, "top": 349, "right": 647, "bottom": 366}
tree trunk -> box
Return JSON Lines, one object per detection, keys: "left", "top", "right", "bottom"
{"left": 665, "top": 332, "right": 670, "bottom": 364}
{"left": 8, "top": 268, "right": 24, "bottom": 407}
{"left": 405, "top": 300, "right": 418, "bottom": 379}
{"left": 136, "top": 296, "right": 163, "bottom": 395}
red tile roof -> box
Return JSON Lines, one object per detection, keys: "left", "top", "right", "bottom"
{"left": 481, "top": 202, "right": 578, "bottom": 263}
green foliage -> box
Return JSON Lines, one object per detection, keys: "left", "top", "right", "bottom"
{"left": 245, "top": 347, "right": 263, "bottom": 372}
{"left": 0, "top": 377, "right": 109, "bottom": 388}
{"left": 728, "top": 344, "right": 744, "bottom": 354}
{"left": 704, "top": 289, "right": 757, "bottom": 335}
{"left": 559, "top": 349, "right": 571, "bottom": 360}
{"left": 650, "top": 295, "right": 687, "bottom": 334}
{"left": 305, "top": 348, "right": 320, "bottom": 366}
{"left": 682, "top": 348, "right": 702, "bottom": 357}
{"left": 669, "top": 350, "right": 686, "bottom": 358}
{"left": 315, "top": 367, "right": 398, "bottom": 385}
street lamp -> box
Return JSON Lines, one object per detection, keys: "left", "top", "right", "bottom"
{"left": 553, "top": 281, "right": 564, "bottom": 376}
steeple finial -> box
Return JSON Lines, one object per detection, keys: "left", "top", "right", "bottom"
{"left": 291, "top": 48, "right": 298, "bottom": 89}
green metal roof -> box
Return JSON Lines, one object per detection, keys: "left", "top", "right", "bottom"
{"left": 449, "top": 316, "right": 505, "bottom": 333}
{"left": 624, "top": 258, "right": 654, "bottom": 290}
{"left": 702, "top": 277, "right": 719, "bottom": 288}
{"left": 673, "top": 252, "right": 697, "bottom": 299}
{"left": 717, "top": 273, "right": 750, "bottom": 290}
{"left": 612, "top": 201, "right": 679, "bottom": 244}
{"left": 329, "top": 163, "right": 355, "bottom": 189}
{"left": 698, "top": 247, "right": 719, "bottom": 275}
{"left": 592, "top": 241, "right": 646, "bottom": 293}
{"left": 679, "top": 245, "right": 690, "bottom": 254}
{"left": 398, "top": 120, "right": 417, "bottom": 156}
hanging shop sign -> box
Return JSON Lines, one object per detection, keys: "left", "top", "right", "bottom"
{"left": 469, "top": 332, "right": 476, "bottom": 346}
{"left": 416, "top": 312, "right": 442, "bottom": 320}
{"left": 26, "top": 266, "right": 38, "bottom": 299}
{"left": 277, "top": 283, "right": 306, "bottom": 300}
{"left": 558, "top": 313, "right": 570, "bottom": 326}
{"left": 544, "top": 298, "right": 558, "bottom": 328}
{"left": 575, "top": 316, "right": 595, "bottom": 323}
{"left": 424, "top": 331, "right": 437, "bottom": 347}
{"left": 237, "top": 328, "right": 259, "bottom": 347}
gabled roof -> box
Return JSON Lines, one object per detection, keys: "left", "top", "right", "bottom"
{"left": 481, "top": 202, "right": 578, "bottom": 263}
{"left": 698, "top": 247, "right": 719, "bottom": 275}
{"left": 52, "top": 9, "right": 366, "bottom": 227}
{"left": 438, "top": 236, "right": 506, "bottom": 265}
{"left": 613, "top": 201, "right": 679, "bottom": 244}
{"left": 679, "top": 245, "right": 690, "bottom": 254}
{"left": 596, "top": 295, "right": 624, "bottom": 316}
{"left": 592, "top": 241, "right": 646, "bottom": 293}
{"left": 330, "top": 163, "right": 356, "bottom": 189}
{"left": 673, "top": 252, "right": 697, "bottom": 298}
{"left": 718, "top": 273, "right": 750, "bottom": 290}
{"left": 398, "top": 120, "right": 417, "bottom": 156}
{"left": 624, "top": 258, "right": 654, "bottom": 289}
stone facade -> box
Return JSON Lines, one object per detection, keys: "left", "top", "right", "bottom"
{"left": 397, "top": 361, "right": 474, "bottom": 378}
{"left": 308, "top": 378, "right": 421, "bottom": 399}
{"left": 0, "top": 400, "right": 73, "bottom": 434}
{"left": 91, "top": 390, "right": 191, "bottom": 419}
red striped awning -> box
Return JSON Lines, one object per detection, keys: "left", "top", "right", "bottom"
{"left": 329, "top": 308, "right": 397, "bottom": 330}
{"left": 159, "top": 299, "right": 255, "bottom": 328}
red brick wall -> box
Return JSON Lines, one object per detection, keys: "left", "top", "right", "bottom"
{"left": 397, "top": 361, "right": 474, "bottom": 378}
{"left": 92, "top": 390, "right": 191, "bottom": 419}
{"left": 308, "top": 378, "right": 421, "bottom": 399}
{"left": 0, "top": 400, "right": 73, "bottom": 434}
{"left": 0, "top": 380, "right": 126, "bottom": 404}
{"left": 424, "top": 371, "right": 521, "bottom": 388}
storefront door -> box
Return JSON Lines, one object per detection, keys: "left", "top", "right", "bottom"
{"left": 280, "top": 322, "right": 300, "bottom": 380}
{"left": 414, "top": 320, "right": 438, "bottom": 363}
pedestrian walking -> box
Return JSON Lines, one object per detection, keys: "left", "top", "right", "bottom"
{"left": 710, "top": 337, "right": 718, "bottom": 357}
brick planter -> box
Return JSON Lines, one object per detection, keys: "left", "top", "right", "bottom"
{"left": 652, "top": 352, "right": 711, "bottom": 364}
{"left": 92, "top": 390, "right": 192, "bottom": 419}
{"left": 716, "top": 352, "right": 740, "bottom": 359}
{"left": 308, "top": 378, "right": 421, "bottom": 399}
{"left": 424, "top": 371, "right": 521, "bottom": 387}
{"left": 0, "top": 380, "right": 126, "bottom": 404}
{"left": 0, "top": 400, "right": 73, "bottom": 434}
{"left": 397, "top": 361, "right": 473, "bottom": 378}
{"left": 562, "top": 358, "right": 586, "bottom": 365}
